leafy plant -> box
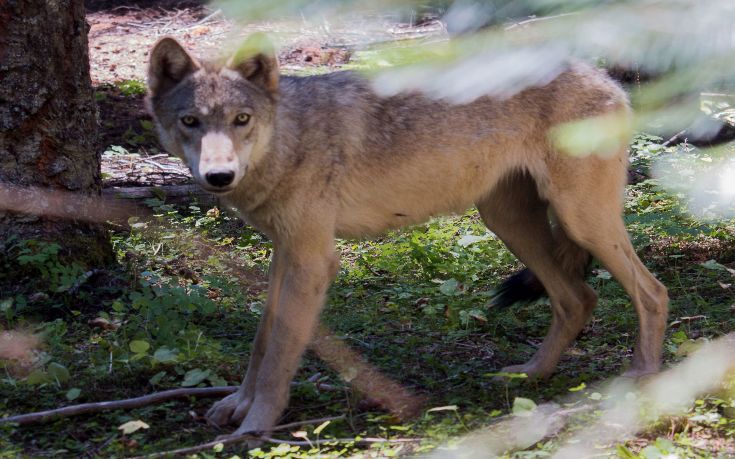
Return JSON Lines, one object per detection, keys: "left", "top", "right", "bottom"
{"left": 116, "top": 79, "right": 147, "bottom": 97}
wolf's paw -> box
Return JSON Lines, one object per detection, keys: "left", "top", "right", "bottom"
{"left": 231, "top": 409, "right": 279, "bottom": 442}
{"left": 211, "top": 401, "right": 281, "bottom": 449}
{"left": 206, "top": 392, "right": 252, "bottom": 427}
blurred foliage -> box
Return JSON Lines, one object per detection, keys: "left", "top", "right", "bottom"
{"left": 217, "top": 0, "right": 735, "bottom": 219}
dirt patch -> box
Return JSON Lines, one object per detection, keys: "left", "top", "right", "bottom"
{"left": 87, "top": 4, "right": 214, "bottom": 84}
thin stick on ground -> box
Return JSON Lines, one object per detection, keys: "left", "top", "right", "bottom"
{"left": 0, "top": 387, "right": 237, "bottom": 425}
{"left": 0, "top": 382, "right": 341, "bottom": 426}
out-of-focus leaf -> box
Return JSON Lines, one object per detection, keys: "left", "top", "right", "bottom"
{"left": 66, "top": 388, "right": 81, "bottom": 401}
{"left": 181, "top": 368, "right": 210, "bottom": 387}
{"left": 118, "top": 420, "right": 150, "bottom": 434}
{"left": 47, "top": 362, "right": 70, "bottom": 383}
{"left": 152, "top": 346, "right": 178, "bottom": 363}
{"left": 512, "top": 397, "right": 537, "bottom": 416}
{"left": 129, "top": 340, "right": 150, "bottom": 354}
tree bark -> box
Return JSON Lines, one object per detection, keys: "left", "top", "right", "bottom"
{"left": 0, "top": 0, "right": 111, "bottom": 266}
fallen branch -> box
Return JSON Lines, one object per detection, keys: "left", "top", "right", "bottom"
{"left": 0, "top": 381, "right": 341, "bottom": 426}
{"left": 662, "top": 129, "right": 688, "bottom": 147}
{"left": 102, "top": 184, "right": 216, "bottom": 207}
{"left": 102, "top": 184, "right": 215, "bottom": 206}
{"left": 0, "top": 387, "right": 237, "bottom": 425}
{"left": 0, "top": 182, "right": 149, "bottom": 225}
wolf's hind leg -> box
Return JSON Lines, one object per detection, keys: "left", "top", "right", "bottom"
{"left": 477, "top": 171, "right": 597, "bottom": 378}
{"left": 546, "top": 155, "right": 669, "bottom": 376}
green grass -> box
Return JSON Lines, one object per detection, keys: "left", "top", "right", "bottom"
{"left": 1, "top": 138, "right": 735, "bottom": 458}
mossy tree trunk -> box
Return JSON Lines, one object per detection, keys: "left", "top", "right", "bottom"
{"left": 0, "top": 0, "right": 112, "bottom": 267}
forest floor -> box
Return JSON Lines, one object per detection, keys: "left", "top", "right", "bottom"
{"left": 2, "top": 1, "right": 735, "bottom": 458}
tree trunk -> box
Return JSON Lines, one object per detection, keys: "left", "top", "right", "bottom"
{"left": 0, "top": 0, "right": 111, "bottom": 267}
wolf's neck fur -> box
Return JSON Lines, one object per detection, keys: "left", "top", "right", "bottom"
{"left": 226, "top": 100, "right": 297, "bottom": 212}
{"left": 222, "top": 76, "right": 312, "bottom": 234}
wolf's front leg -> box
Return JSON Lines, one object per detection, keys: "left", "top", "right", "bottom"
{"left": 227, "top": 237, "right": 338, "bottom": 437}
{"left": 207, "top": 250, "right": 287, "bottom": 427}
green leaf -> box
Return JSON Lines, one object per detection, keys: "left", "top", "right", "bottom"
{"left": 130, "top": 353, "right": 148, "bottom": 362}
{"left": 25, "top": 369, "right": 49, "bottom": 385}
{"left": 129, "top": 340, "right": 150, "bottom": 354}
{"left": 675, "top": 338, "right": 705, "bottom": 357}
{"left": 616, "top": 444, "right": 637, "bottom": 459}
{"left": 212, "top": 443, "right": 224, "bottom": 453}
{"left": 641, "top": 445, "right": 663, "bottom": 459}
{"left": 389, "top": 425, "right": 411, "bottom": 431}
{"left": 181, "top": 368, "right": 210, "bottom": 387}
{"left": 484, "top": 371, "right": 528, "bottom": 380}
{"left": 149, "top": 371, "right": 166, "bottom": 386}
{"left": 701, "top": 259, "right": 726, "bottom": 270}
{"left": 0, "top": 298, "right": 12, "bottom": 313}
{"left": 207, "top": 373, "right": 228, "bottom": 387}
{"left": 152, "top": 346, "right": 178, "bottom": 363}
{"left": 118, "top": 420, "right": 150, "bottom": 435}
{"left": 568, "top": 382, "right": 586, "bottom": 392}
{"left": 313, "top": 420, "right": 331, "bottom": 435}
{"left": 66, "top": 388, "right": 81, "bottom": 401}
{"left": 47, "top": 362, "right": 70, "bottom": 383}
{"left": 654, "top": 438, "right": 674, "bottom": 452}
{"left": 670, "top": 330, "right": 688, "bottom": 344}
{"left": 512, "top": 397, "right": 537, "bottom": 416}
{"left": 439, "top": 278, "right": 460, "bottom": 295}
{"left": 457, "top": 234, "right": 488, "bottom": 247}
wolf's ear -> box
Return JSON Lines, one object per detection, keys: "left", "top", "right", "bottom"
{"left": 148, "top": 37, "right": 200, "bottom": 96}
{"left": 227, "top": 33, "right": 279, "bottom": 96}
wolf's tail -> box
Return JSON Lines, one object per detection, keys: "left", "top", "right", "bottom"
{"left": 491, "top": 224, "right": 591, "bottom": 307}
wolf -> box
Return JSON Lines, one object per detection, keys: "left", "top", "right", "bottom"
{"left": 146, "top": 35, "right": 669, "bottom": 438}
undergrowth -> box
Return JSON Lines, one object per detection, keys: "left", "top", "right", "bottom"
{"left": 1, "top": 136, "right": 735, "bottom": 458}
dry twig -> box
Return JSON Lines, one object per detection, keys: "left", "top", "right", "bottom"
{"left": 0, "top": 387, "right": 237, "bottom": 425}
{"left": 0, "top": 381, "right": 341, "bottom": 426}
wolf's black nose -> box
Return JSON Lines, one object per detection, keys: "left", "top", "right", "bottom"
{"left": 205, "top": 171, "right": 235, "bottom": 187}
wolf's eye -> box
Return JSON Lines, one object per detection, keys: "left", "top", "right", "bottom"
{"left": 234, "top": 113, "right": 251, "bottom": 126}
{"left": 181, "top": 116, "right": 199, "bottom": 127}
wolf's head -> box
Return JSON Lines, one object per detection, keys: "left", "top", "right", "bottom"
{"left": 146, "top": 35, "right": 278, "bottom": 194}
